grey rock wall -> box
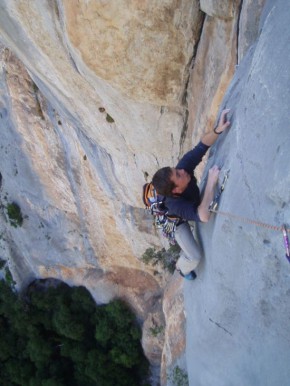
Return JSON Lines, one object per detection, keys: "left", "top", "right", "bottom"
{"left": 183, "top": 1, "right": 290, "bottom": 385}
{"left": 0, "top": 0, "right": 288, "bottom": 384}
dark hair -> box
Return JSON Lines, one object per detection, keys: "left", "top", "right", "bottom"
{"left": 152, "top": 167, "right": 175, "bottom": 197}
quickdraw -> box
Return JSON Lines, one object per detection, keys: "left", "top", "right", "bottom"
{"left": 282, "top": 225, "right": 290, "bottom": 263}
{"left": 208, "top": 169, "right": 290, "bottom": 263}
{"left": 209, "top": 169, "right": 230, "bottom": 212}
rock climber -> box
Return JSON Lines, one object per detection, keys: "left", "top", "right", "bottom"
{"left": 152, "top": 109, "right": 230, "bottom": 280}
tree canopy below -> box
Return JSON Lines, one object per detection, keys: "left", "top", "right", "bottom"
{"left": 0, "top": 279, "right": 149, "bottom": 386}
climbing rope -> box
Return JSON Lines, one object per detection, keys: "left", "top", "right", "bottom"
{"left": 208, "top": 169, "right": 290, "bottom": 261}
{"left": 208, "top": 169, "right": 290, "bottom": 234}
{"left": 210, "top": 208, "right": 290, "bottom": 262}
{"left": 209, "top": 208, "right": 290, "bottom": 234}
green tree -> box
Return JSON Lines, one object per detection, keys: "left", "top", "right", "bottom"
{"left": 52, "top": 305, "right": 85, "bottom": 341}
{"left": 26, "top": 330, "right": 53, "bottom": 366}
{"left": 0, "top": 279, "right": 149, "bottom": 385}
{"left": 41, "top": 379, "right": 65, "bottom": 386}
{"left": 4, "top": 358, "right": 34, "bottom": 385}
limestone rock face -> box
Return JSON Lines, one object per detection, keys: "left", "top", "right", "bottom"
{"left": 0, "top": 0, "right": 277, "bottom": 382}
{"left": 184, "top": 1, "right": 290, "bottom": 385}
{"left": 142, "top": 308, "right": 166, "bottom": 366}
{"left": 160, "top": 275, "right": 186, "bottom": 385}
{"left": 0, "top": 0, "right": 198, "bottom": 282}
{"left": 185, "top": 4, "right": 241, "bottom": 179}
{"left": 63, "top": 0, "right": 203, "bottom": 106}
{"left": 238, "top": 0, "right": 266, "bottom": 62}
{"left": 200, "top": 0, "right": 236, "bottom": 19}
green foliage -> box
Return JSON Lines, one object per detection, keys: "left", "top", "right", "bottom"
{"left": 6, "top": 202, "right": 23, "bottom": 227}
{"left": 106, "top": 113, "right": 115, "bottom": 123}
{"left": 149, "top": 325, "right": 164, "bottom": 337}
{"left": 52, "top": 304, "right": 85, "bottom": 341}
{"left": 94, "top": 300, "right": 145, "bottom": 375}
{"left": 141, "top": 244, "right": 181, "bottom": 274}
{"left": 168, "top": 366, "right": 189, "bottom": 386}
{"left": 0, "top": 280, "right": 149, "bottom": 385}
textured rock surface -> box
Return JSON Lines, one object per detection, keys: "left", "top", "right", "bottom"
{"left": 0, "top": 49, "right": 167, "bottom": 379}
{"left": 200, "top": 0, "right": 236, "bottom": 19}
{"left": 0, "top": 0, "right": 189, "bottom": 282}
{"left": 160, "top": 275, "right": 186, "bottom": 385}
{"left": 184, "top": 1, "right": 290, "bottom": 385}
{"left": 238, "top": 0, "right": 266, "bottom": 63}
{"left": 62, "top": 0, "right": 203, "bottom": 105}
{"left": 0, "top": 0, "right": 287, "bottom": 384}
{"left": 185, "top": 1, "right": 241, "bottom": 177}
{"left": 0, "top": 0, "right": 203, "bottom": 375}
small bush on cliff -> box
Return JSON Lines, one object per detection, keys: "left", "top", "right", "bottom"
{"left": 149, "top": 325, "right": 164, "bottom": 337}
{"left": 0, "top": 279, "right": 149, "bottom": 385}
{"left": 6, "top": 202, "right": 23, "bottom": 227}
{"left": 141, "top": 244, "right": 181, "bottom": 274}
{"left": 106, "top": 113, "right": 115, "bottom": 123}
{"left": 168, "top": 366, "right": 189, "bottom": 386}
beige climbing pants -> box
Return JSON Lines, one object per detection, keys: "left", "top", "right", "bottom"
{"left": 175, "top": 222, "right": 202, "bottom": 276}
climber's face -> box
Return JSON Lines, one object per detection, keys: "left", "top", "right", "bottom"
{"left": 170, "top": 168, "right": 191, "bottom": 195}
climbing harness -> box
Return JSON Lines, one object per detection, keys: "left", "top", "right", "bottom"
{"left": 208, "top": 170, "right": 290, "bottom": 262}
{"left": 143, "top": 182, "right": 181, "bottom": 244}
{"left": 161, "top": 217, "right": 180, "bottom": 245}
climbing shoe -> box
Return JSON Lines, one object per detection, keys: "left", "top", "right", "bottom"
{"left": 179, "top": 270, "right": 197, "bottom": 280}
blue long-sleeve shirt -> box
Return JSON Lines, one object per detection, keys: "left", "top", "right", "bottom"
{"left": 165, "top": 141, "right": 209, "bottom": 221}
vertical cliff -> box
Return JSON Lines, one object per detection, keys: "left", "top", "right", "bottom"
{"left": 0, "top": 1, "right": 205, "bottom": 378}
{"left": 181, "top": 1, "right": 290, "bottom": 385}
{"left": 0, "top": 0, "right": 203, "bottom": 285}
{"left": 1, "top": 1, "right": 287, "bottom": 385}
